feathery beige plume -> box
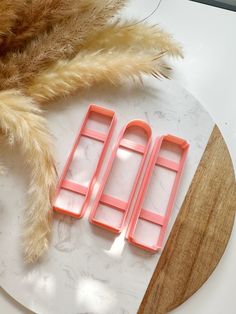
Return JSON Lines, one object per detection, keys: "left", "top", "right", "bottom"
{"left": 0, "top": 1, "right": 27, "bottom": 44}
{"left": 0, "top": 0, "right": 127, "bottom": 90}
{"left": 27, "top": 50, "right": 169, "bottom": 103}
{"left": 0, "top": 0, "right": 119, "bottom": 54}
{"left": 0, "top": 90, "right": 57, "bottom": 263}
{"left": 84, "top": 21, "right": 183, "bottom": 57}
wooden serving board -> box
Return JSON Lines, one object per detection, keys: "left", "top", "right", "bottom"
{"left": 138, "top": 126, "right": 236, "bottom": 314}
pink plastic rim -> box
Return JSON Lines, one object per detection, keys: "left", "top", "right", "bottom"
{"left": 89, "top": 120, "right": 152, "bottom": 233}
{"left": 126, "top": 134, "right": 189, "bottom": 252}
{"left": 53, "top": 104, "right": 116, "bottom": 218}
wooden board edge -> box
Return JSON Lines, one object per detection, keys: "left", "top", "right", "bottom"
{"left": 138, "top": 126, "right": 236, "bottom": 314}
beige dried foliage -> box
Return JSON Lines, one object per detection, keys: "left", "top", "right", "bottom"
{"left": 0, "top": 0, "right": 27, "bottom": 44}
{"left": 84, "top": 21, "right": 183, "bottom": 57}
{"left": 27, "top": 50, "right": 170, "bottom": 102}
{"left": 0, "top": 0, "right": 126, "bottom": 90}
{"left": 0, "top": 0, "right": 118, "bottom": 53}
{"left": 0, "top": 89, "right": 57, "bottom": 263}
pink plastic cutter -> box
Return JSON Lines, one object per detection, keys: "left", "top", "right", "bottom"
{"left": 89, "top": 120, "right": 152, "bottom": 233}
{"left": 53, "top": 104, "right": 116, "bottom": 218}
{"left": 126, "top": 134, "right": 189, "bottom": 252}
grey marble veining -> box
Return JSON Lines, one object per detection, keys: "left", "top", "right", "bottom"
{"left": 0, "top": 79, "right": 214, "bottom": 314}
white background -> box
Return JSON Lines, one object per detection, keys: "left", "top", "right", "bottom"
{"left": 0, "top": 0, "right": 236, "bottom": 313}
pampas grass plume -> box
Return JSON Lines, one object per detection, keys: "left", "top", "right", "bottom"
{"left": 84, "top": 21, "right": 183, "bottom": 57}
{"left": 0, "top": 89, "right": 57, "bottom": 262}
{"left": 27, "top": 50, "right": 170, "bottom": 102}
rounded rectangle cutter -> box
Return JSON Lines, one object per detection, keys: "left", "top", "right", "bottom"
{"left": 126, "top": 134, "right": 189, "bottom": 252}
{"left": 53, "top": 104, "right": 116, "bottom": 218}
{"left": 89, "top": 120, "right": 152, "bottom": 233}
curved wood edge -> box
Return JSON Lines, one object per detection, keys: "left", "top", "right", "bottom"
{"left": 138, "top": 126, "right": 236, "bottom": 314}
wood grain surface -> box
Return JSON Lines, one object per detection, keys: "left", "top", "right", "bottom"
{"left": 138, "top": 126, "right": 236, "bottom": 314}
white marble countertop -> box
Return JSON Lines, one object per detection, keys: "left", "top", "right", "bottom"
{"left": 1, "top": 0, "right": 236, "bottom": 313}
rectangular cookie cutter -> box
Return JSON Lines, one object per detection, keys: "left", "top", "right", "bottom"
{"left": 53, "top": 104, "right": 116, "bottom": 218}
{"left": 89, "top": 120, "right": 152, "bottom": 233}
{"left": 126, "top": 134, "right": 189, "bottom": 252}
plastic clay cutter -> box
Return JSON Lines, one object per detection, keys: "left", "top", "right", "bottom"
{"left": 89, "top": 120, "right": 152, "bottom": 233}
{"left": 126, "top": 134, "right": 189, "bottom": 252}
{"left": 53, "top": 104, "right": 116, "bottom": 218}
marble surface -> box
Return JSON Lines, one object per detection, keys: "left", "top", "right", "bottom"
{"left": 0, "top": 78, "right": 214, "bottom": 314}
